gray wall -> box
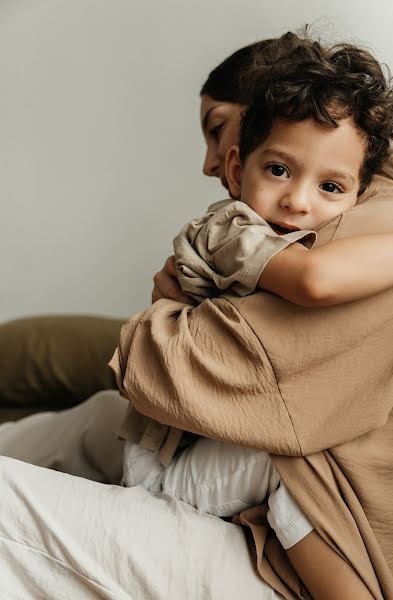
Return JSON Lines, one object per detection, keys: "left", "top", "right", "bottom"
{"left": 2, "top": 0, "right": 393, "bottom": 321}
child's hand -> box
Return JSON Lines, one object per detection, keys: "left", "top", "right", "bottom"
{"left": 152, "top": 256, "right": 195, "bottom": 304}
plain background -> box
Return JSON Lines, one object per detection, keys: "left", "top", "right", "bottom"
{"left": 2, "top": 0, "right": 393, "bottom": 322}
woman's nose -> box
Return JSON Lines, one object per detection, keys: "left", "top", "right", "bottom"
{"left": 203, "top": 147, "right": 220, "bottom": 177}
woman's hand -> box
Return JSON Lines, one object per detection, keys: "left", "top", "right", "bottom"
{"left": 152, "top": 256, "right": 195, "bottom": 304}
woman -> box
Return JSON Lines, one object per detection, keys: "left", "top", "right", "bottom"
{"left": 0, "top": 36, "right": 377, "bottom": 599}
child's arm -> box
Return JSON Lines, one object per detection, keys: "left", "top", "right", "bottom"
{"left": 259, "top": 233, "right": 393, "bottom": 306}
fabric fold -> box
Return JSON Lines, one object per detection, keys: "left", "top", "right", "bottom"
{"left": 174, "top": 199, "right": 316, "bottom": 301}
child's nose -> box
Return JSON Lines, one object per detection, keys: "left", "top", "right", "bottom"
{"left": 280, "top": 187, "right": 311, "bottom": 213}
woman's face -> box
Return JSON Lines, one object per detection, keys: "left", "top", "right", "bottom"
{"left": 200, "top": 95, "right": 244, "bottom": 191}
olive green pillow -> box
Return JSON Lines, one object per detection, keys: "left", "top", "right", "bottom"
{"left": 0, "top": 315, "right": 123, "bottom": 410}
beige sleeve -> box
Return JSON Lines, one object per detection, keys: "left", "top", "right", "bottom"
{"left": 109, "top": 296, "right": 301, "bottom": 456}
{"left": 173, "top": 199, "right": 316, "bottom": 302}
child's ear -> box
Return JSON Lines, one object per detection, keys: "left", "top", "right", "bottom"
{"left": 225, "top": 145, "right": 242, "bottom": 199}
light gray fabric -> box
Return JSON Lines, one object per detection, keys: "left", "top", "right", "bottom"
{"left": 0, "top": 390, "right": 127, "bottom": 483}
{"left": 0, "top": 393, "right": 283, "bottom": 598}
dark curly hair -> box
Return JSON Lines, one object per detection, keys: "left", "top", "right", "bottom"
{"left": 239, "top": 32, "right": 393, "bottom": 194}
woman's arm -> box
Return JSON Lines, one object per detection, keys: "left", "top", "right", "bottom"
{"left": 287, "top": 531, "right": 373, "bottom": 600}
{"left": 259, "top": 233, "right": 393, "bottom": 306}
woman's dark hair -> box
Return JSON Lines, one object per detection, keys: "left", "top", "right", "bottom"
{"left": 200, "top": 39, "right": 277, "bottom": 104}
{"left": 239, "top": 32, "right": 393, "bottom": 194}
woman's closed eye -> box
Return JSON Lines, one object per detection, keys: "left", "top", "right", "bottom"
{"left": 266, "top": 163, "right": 289, "bottom": 178}
{"left": 319, "top": 181, "right": 343, "bottom": 194}
{"left": 209, "top": 123, "right": 223, "bottom": 140}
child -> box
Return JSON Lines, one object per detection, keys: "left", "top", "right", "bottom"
{"left": 116, "top": 36, "right": 393, "bottom": 553}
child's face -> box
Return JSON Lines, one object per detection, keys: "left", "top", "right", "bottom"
{"left": 226, "top": 117, "right": 365, "bottom": 233}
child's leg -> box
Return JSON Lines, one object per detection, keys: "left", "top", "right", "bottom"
{"left": 267, "top": 482, "right": 313, "bottom": 549}
{"left": 161, "top": 437, "right": 281, "bottom": 516}
{"left": 161, "top": 437, "right": 313, "bottom": 551}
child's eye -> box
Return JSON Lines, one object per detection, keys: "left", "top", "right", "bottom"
{"left": 209, "top": 124, "right": 223, "bottom": 140}
{"left": 320, "top": 182, "right": 343, "bottom": 194}
{"left": 266, "top": 164, "right": 289, "bottom": 178}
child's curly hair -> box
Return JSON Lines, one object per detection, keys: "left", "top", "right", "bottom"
{"left": 239, "top": 32, "right": 393, "bottom": 194}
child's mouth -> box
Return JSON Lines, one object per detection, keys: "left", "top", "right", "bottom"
{"left": 269, "top": 223, "right": 299, "bottom": 236}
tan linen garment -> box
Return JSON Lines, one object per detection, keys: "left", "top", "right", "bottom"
{"left": 110, "top": 171, "right": 393, "bottom": 599}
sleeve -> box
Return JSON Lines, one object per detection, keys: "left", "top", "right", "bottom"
{"left": 236, "top": 287, "right": 393, "bottom": 454}
{"left": 110, "top": 284, "right": 393, "bottom": 457}
{"left": 109, "top": 297, "right": 302, "bottom": 456}
{"left": 173, "top": 199, "right": 316, "bottom": 302}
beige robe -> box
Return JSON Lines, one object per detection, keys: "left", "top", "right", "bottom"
{"left": 110, "top": 170, "right": 393, "bottom": 599}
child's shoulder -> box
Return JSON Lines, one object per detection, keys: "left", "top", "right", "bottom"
{"left": 206, "top": 199, "right": 234, "bottom": 213}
